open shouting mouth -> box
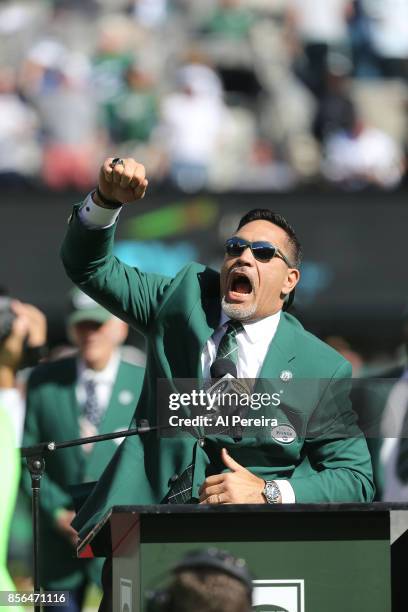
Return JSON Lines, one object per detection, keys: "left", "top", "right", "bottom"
{"left": 226, "top": 269, "right": 254, "bottom": 302}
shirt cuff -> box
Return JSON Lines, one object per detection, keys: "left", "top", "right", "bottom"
{"left": 274, "top": 479, "right": 296, "bottom": 503}
{"left": 78, "top": 191, "right": 122, "bottom": 229}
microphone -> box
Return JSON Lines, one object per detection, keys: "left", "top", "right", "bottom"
{"left": 207, "top": 358, "right": 251, "bottom": 400}
{"left": 205, "top": 359, "right": 251, "bottom": 439}
{"left": 210, "top": 358, "right": 237, "bottom": 379}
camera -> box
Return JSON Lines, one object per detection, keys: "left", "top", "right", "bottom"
{"left": 0, "top": 296, "right": 16, "bottom": 343}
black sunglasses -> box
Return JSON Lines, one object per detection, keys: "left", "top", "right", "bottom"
{"left": 225, "top": 237, "right": 294, "bottom": 267}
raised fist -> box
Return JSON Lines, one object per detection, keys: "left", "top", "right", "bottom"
{"left": 96, "top": 157, "right": 148, "bottom": 206}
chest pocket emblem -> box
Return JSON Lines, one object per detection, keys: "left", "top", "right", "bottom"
{"left": 119, "top": 390, "right": 134, "bottom": 405}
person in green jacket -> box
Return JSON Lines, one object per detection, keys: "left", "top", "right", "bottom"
{"left": 21, "top": 290, "right": 145, "bottom": 611}
{"left": 61, "top": 157, "right": 373, "bottom": 609}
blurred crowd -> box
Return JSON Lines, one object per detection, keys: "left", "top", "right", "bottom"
{"left": 0, "top": 0, "right": 407, "bottom": 193}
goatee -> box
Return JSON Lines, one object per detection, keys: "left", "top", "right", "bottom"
{"left": 221, "top": 296, "right": 257, "bottom": 321}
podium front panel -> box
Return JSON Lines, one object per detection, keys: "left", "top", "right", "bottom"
{"left": 105, "top": 506, "right": 392, "bottom": 612}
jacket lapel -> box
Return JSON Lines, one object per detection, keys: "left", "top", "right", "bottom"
{"left": 189, "top": 269, "right": 221, "bottom": 382}
{"left": 63, "top": 359, "right": 82, "bottom": 441}
{"left": 258, "top": 313, "right": 296, "bottom": 381}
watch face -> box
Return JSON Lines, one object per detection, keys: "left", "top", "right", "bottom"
{"left": 265, "top": 481, "right": 279, "bottom": 503}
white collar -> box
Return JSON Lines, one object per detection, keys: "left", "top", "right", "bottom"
{"left": 77, "top": 350, "right": 121, "bottom": 385}
{"left": 219, "top": 310, "right": 281, "bottom": 344}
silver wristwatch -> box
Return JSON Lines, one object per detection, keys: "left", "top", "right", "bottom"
{"left": 263, "top": 480, "right": 281, "bottom": 504}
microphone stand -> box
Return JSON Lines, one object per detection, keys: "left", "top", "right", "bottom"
{"left": 20, "top": 422, "right": 155, "bottom": 612}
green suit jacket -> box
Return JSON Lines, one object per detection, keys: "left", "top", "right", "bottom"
{"left": 61, "top": 206, "right": 374, "bottom": 540}
{"left": 21, "top": 355, "right": 144, "bottom": 589}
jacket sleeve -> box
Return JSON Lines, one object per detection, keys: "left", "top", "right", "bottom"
{"left": 60, "top": 205, "right": 173, "bottom": 334}
{"left": 289, "top": 362, "right": 375, "bottom": 502}
{"left": 21, "top": 384, "right": 73, "bottom": 521}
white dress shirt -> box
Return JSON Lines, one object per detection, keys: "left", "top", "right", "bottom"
{"left": 76, "top": 349, "right": 120, "bottom": 411}
{"left": 78, "top": 195, "right": 296, "bottom": 501}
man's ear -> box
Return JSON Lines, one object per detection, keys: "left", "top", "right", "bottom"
{"left": 283, "top": 268, "right": 300, "bottom": 294}
{"left": 280, "top": 269, "right": 300, "bottom": 310}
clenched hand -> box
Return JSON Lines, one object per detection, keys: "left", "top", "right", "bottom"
{"left": 96, "top": 157, "right": 148, "bottom": 206}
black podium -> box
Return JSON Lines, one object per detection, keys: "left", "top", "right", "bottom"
{"left": 77, "top": 503, "right": 408, "bottom": 612}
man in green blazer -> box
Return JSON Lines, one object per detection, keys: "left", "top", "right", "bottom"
{"left": 60, "top": 157, "right": 374, "bottom": 540}
{"left": 21, "top": 290, "right": 145, "bottom": 610}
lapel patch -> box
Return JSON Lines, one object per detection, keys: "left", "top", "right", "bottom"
{"left": 118, "top": 390, "right": 134, "bottom": 405}
{"left": 280, "top": 370, "right": 293, "bottom": 382}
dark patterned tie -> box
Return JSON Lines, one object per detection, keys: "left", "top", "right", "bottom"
{"left": 166, "top": 464, "right": 194, "bottom": 504}
{"left": 166, "top": 322, "right": 244, "bottom": 504}
{"left": 216, "top": 320, "right": 244, "bottom": 365}
{"left": 83, "top": 378, "right": 102, "bottom": 427}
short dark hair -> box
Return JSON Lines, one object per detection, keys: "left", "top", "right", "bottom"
{"left": 237, "top": 209, "right": 302, "bottom": 267}
{"left": 166, "top": 569, "right": 251, "bottom": 612}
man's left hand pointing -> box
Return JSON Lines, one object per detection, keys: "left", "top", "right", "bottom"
{"left": 199, "top": 448, "right": 266, "bottom": 504}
